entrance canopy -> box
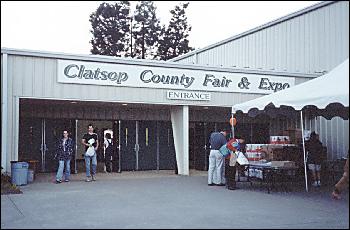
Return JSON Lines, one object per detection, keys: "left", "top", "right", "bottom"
{"left": 232, "top": 59, "right": 349, "bottom": 120}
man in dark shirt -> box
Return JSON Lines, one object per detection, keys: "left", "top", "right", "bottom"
{"left": 208, "top": 128, "right": 229, "bottom": 186}
{"left": 82, "top": 124, "right": 99, "bottom": 182}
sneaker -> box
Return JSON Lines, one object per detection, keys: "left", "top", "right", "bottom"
{"left": 85, "top": 177, "right": 91, "bottom": 182}
{"left": 215, "top": 183, "right": 226, "bottom": 186}
{"left": 311, "top": 181, "right": 318, "bottom": 187}
{"left": 64, "top": 179, "right": 70, "bottom": 182}
{"left": 208, "top": 183, "right": 215, "bottom": 186}
{"left": 92, "top": 175, "right": 96, "bottom": 181}
{"left": 55, "top": 180, "right": 62, "bottom": 184}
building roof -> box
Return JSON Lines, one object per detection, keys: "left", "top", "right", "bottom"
{"left": 170, "top": 1, "right": 334, "bottom": 62}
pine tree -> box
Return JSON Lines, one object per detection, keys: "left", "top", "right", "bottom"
{"left": 132, "top": 1, "right": 162, "bottom": 59}
{"left": 90, "top": 1, "right": 131, "bottom": 57}
{"left": 157, "top": 2, "right": 194, "bottom": 61}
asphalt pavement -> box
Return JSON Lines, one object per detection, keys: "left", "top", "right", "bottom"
{"left": 1, "top": 171, "right": 349, "bottom": 229}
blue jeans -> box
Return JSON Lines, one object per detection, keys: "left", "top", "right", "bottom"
{"left": 56, "top": 159, "right": 71, "bottom": 181}
{"left": 84, "top": 154, "right": 97, "bottom": 177}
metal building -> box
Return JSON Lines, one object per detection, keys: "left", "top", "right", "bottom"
{"left": 1, "top": 48, "right": 314, "bottom": 175}
{"left": 171, "top": 1, "right": 349, "bottom": 160}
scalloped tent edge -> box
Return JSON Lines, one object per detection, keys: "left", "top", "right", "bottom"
{"left": 230, "top": 58, "right": 349, "bottom": 192}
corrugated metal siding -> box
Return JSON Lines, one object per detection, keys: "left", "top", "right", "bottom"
{"left": 175, "top": 1, "right": 349, "bottom": 74}
{"left": 308, "top": 116, "right": 349, "bottom": 160}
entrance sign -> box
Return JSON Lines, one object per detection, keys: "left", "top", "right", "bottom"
{"left": 167, "top": 90, "right": 211, "bottom": 101}
{"left": 57, "top": 60, "right": 295, "bottom": 94}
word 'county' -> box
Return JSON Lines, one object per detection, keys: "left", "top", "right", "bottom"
{"left": 64, "top": 64, "right": 128, "bottom": 84}
{"left": 140, "top": 70, "right": 194, "bottom": 88}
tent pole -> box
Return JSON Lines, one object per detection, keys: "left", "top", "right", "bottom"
{"left": 300, "top": 110, "right": 308, "bottom": 192}
{"left": 231, "top": 112, "right": 235, "bottom": 138}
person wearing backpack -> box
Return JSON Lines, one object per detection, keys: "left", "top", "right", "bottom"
{"left": 104, "top": 133, "right": 113, "bottom": 173}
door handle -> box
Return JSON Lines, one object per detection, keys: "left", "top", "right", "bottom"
{"left": 40, "top": 144, "right": 48, "bottom": 152}
{"left": 134, "top": 144, "right": 139, "bottom": 152}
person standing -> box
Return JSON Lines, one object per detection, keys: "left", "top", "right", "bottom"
{"left": 104, "top": 133, "right": 113, "bottom": 173}
{"left": 225, "top": 137, "right": 247, "bottom": 190}
{"left": 208, "top": 128, "right": 229, "bottom": 186}
{"left": 82, "top": 124, "right": 99, "bottom": 182}
{"left": 306, "top": 131, "right": 324, "bottom": 187}
{"left": 55, "top": 130, "right": 74, "bottom": 183}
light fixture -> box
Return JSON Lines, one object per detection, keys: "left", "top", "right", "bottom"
{"left": 122, "top": 103, "right": 128, "bottom": 106}
{"left": 70, "top": 101, "right": 77, "bottom": 104}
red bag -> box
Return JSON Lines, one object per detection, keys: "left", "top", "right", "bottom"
{"left": 227, "top": 138, "right": 238, "bottom": 151}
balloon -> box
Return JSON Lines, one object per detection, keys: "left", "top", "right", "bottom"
{"left": 230, "top": 117, "right": 237, "bottom": 126}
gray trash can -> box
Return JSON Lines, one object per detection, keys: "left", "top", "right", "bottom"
{"left": 11, "top": 161, "right": 29, "bottom": 186}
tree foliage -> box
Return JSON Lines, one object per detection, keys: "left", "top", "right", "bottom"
{"left": 132, "top": 1, "right": 162, "bottom": 59}
{"left": 157, "top": 2, "right": 194, "bottom": 61}
{"left": 89, "top": 1, "right": 194, "bottom": 60}
{"left": 89, "top": 1, "right": 130, "bottom": 57}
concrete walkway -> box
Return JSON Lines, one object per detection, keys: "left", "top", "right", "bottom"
{"left": 1, "top": 171, "right": 349, "bottom": 229}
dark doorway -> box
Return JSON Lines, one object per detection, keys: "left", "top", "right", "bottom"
{"left": 19, "top": 118, "right": 43, "bottom": 170}
{"left": 45, "top": 119, "right": 76, "bottom": 172}
{"left": 120, "top": 120, "right": 137, "bottom": 171}
{"left": 138, "top": 121, "right": 157, "bottom": 170}
{"left": 19, "top": 118, "right": 75, "bottom": 173}
{"left": 158, "top": 121, "right": 175, "bottom": 170}
{"left": 189, "top": 122, "right": 216, "bottom": 171}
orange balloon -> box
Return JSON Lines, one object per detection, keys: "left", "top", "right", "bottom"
{"left": 230, "top": 117, "right": 237, "bottom": 126}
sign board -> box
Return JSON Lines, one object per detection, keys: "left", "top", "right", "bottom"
{"left": 166, "top": 90, "right": 211, "bottom": 101}
{"left": 57, "top": 60, "right": 295, "bottom": 94}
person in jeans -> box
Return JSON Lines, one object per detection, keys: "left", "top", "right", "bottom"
{"left": 208, "top": 128, "right": 229, "bottom": 186}
{"left": 82, "top": 124, "right": 99, "bottom": 182}
{"left": 55, "top": 130, "right": 74, "bottom": 183}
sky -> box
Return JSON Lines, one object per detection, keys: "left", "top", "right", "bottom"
{"left": 1, "top": 1, "right": 321, "bottom": 55}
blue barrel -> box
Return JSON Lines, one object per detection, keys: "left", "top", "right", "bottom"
{"left": 11, "top": 161, "right": 29, "bottom": 186}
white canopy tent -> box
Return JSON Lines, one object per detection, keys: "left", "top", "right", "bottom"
{"left": 231, "top": 58, "right": 349, "bottom": 192}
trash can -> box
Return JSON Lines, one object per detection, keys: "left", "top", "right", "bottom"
{"left": 27, "top": 169, "right": 34, "bottom": 183}
{"left": 11, "top": 161, "right": 29, "bottom": 186}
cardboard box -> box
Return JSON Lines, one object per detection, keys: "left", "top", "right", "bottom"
{"left": 270, "top": 161, "right": 296, "bottom": 168}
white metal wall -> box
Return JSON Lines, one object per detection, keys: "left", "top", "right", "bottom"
{"left": 174, "top": 1, "right": 349, "bottom": 75}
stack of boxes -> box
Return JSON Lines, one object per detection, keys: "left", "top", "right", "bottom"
{"left": 246, "top": 144, "right": 264, "bottom": 161}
